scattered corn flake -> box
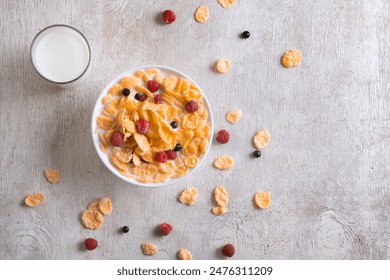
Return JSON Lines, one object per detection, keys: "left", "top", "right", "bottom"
{"left": 141, "top": 243, "right": 158, "bottom": 255}
{"left": 216, "top": 59, "right": 231, "bottom": 74}
{"left": 214, "top": 186, "right": 229, "bottom": 207}
{"left": 218, "top": 0, "right": 235, "bottom": 9}
{"left": 81, "top": 209, "right": 104, "bottom": 230}
{"left": 253, "top": 128, "right": 271, "bottom": 149}
{"left": 178, "top": 249, "right": 193, "bottom": 260}
{"left": 25, "top": 193, "right": 45, "bottom": 207}
{"left": 226, "top": 109, "right": 242, "bottom": 124}
{"left": 195, "top": 6, "right": 210, "bottom": 23}
{"left": 44, "top": 168, "right": 61, "bottom": 184}
{"left": 179, "top": 186, "right": 198, "bottom": 206}
{"left": 98, "top": 197, "right": 112, "bottom": 215}
{"left": 254, "top": 192, "right": 271, "bottom": 209}
{"left": 281, "top": 49, "right": 302, "bottom": 68}
{"left": 214, "top": 156, "right": 235, "bottom": 170}
{"left": 212, "top": 206, "right": 227, "bottom": 215}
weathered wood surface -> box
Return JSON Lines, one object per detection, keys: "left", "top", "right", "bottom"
{"left": 1, "top": 0, "right": 390, "bottom": 259}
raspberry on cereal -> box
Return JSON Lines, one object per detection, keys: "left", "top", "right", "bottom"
{"left": 147, "top": 80, "right": 160, "bottom": 93}
{"left": 163, "top": 10, "right": 176, "bottom": 24}
{"left": 85, "top": 238, "right": 98, "bottom": 250}
{"left": 185, "top": 100, "right": 198, "bottom": 113}
{"left": 136, "top": 120, "right": 150, "bottom": 134}
{"left": 222, "top": 244, "right": 235, "bottom": 257}
{"left": 156, "top": 151, "right": 168, "bottom": 163}
{"left": 138, "top": 94, "right": 148, "bottom": 102}
{"left": 216, "top": 130, "right": 230, "bottom": 144}
{"left": 154, "top": 95, "right": 164, "bottom": 104}
{"left": 110, "top": 131, "right": 124, "bottom": 147}
{"left": 166, "top": 150, "right": 177, "bottom": 160}
{"left": 160, "top": 223, "right": 173, "bottom": 236}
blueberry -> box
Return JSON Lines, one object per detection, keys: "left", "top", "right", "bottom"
{"left": 122, "top": 88, "right": 131, "bottom": 96}
{"left": 242, "top": 31, "right": 250, "bottom": 39}
{"left": 134, "top": 93, "right": 141, "bottom": 100}
{"left": 122, "top": 226, "right": 129, "bottom": 233}
{"left": 253, "top": 150, "right": 261, "bottom": 158}
{"left": 174, "top": 143, "right": 182, "bottom": 152}
{"left": 170, "top": 121, "right": 178, "bottom": 129}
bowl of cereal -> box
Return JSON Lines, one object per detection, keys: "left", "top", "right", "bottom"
{"left": 91, "top": 65, "right": 213, "bottom": 187}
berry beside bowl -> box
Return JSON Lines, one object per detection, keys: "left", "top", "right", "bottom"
{"left": 91, "top": 65, "right": 213, "bottom": 187}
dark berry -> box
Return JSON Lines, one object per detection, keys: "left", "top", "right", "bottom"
{"left": 222, "top": 244, "right": 235, "bottom": 257}
{"left": 85, "top": 238, "right": 98, "bottom": 250}
{"left": 156, "top": 151, "right": 168, "bottom": 163}
{"left": 147, "top": 80, "right": 160, "bottom": 93}
{"left": 160, "top": 223, "right": 173, "bottom": 236}
{"left": 136, "top": 119, "right": 150, "bottom": 134}
{"left": 174, "top": 143, "right": 182, "bottom": 152}
{"left": 162, "top": 10, "right": 176, "bottom": 24}
{"left": 138, "top": 94, "right": 148, "bottom": 102}
{"left": 110, "top": 131, "right": 124, "bottom": 147}
{"left": 242, "top": 31, "right": 250, "bottom": 39}
{"left": 154, "top": 95, "right": 163, "bottom": 104}
{"left": 185, "top": 100, "right": 198, "bottom": 113}
{"left": 216, "top": 129, "right": 230, "bottom": 144}
{"left": 253, "top": 150, "right": 261, "bottom": 158}
{"left": 122, "top": 88, "right": 130, "bottom": 96}
{"left": 170, "top": 121, "right": 178, "bottom": 129}
{"left": 166, "top": 150, "right": 177, "bottom": 160}
{"left": 134, "top": 93, "right": 141, "bottom": 100}
{"left": 122, "top": 226, "right": 129, "bottom": 233}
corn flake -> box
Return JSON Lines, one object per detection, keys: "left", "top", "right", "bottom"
{"left": 212, "top": 206, "right": 227, "bottom": 215}
{"left": 98, "top": 197, "right": 112, "bottom": 215}
{"left": 81, "top": 209, "right": 104, "bottom": 230}
{"left": 179, "top": 186, "right": 198, "bottom": 205}
{"left": 253, "top": 128, "right": 271, "bottom": 149}
{"left": 25, "top": 193, "right": 45, "bottom": 207}
{"left": 226, "top": 109, "right": 242, "bottom": 124}
{"left": 44, "top": 168, "right": 61, "bottom": 184}
{"left": 218, "top": 0, "right": 235, "bottom": 9}
{"left": 214, "top": 156, "right": 235, "bottom": 170}
{"left": 216, "top": 59, "right": 231, "bottom": 74}
{"left": 178, "top": 249, "right": 193, "bottom": 260}
{"left": 141, "top": 243, "right": 158, "bottom": 255}
{"left": 214, "top": 186, "right": 229, "bottom": 206}
{"left": 254, "top": 192, "right": 271, "bottom": 209}
{"left": 195, "top": 6, "right": 209, "bottom": 23}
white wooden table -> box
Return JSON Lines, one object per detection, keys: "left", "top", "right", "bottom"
{"left": 1, "top": 0, "right": 390, "bottom": 259}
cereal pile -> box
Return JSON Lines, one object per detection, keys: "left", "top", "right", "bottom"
{"left": 96, "top": 68, "right": 211, "bottom": 183}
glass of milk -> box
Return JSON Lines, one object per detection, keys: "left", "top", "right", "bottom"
{"left": 30, "top": 25, "right": 91, "bottom": 86}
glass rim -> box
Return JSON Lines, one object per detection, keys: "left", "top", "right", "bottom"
{"left": 30, "top": 24, "right": 91, "bottom": 85}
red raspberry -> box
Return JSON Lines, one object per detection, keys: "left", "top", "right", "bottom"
{"left": 85, "top": 238, "right": 98, "bottom": 250}
{"left": 154, "top": 95, "right": 163, "bottom": 104}
{"left": 185, "top": 100, "right": 198, "bottom": 113}
{"left": 160, "top": 223, "right": 173, "bottom": 236}
{"left": 110, "top": 131, "right": 124, "bottom": 147}
{"left": 136, "top": 119, "right": 150, "bottom": 134}
{"left": 162, "top": 10, "right": 176, "bottom": 24}
{"left": 222, "top": 244, "right": 235, "bottom": 257}
{"left": 165, "top": 150, "right": 177, "bottom": 160}
{"left": 147, "top": 80, "right": 160, "bottom": 93}
{"left": 156, "top": 151, "right": 168, "bottom": 163}
{"left": 216, "top": 129, "right": 230, "bottom": 144}
{"left": 138, "top": 94, "right": 148, "bottom": 102}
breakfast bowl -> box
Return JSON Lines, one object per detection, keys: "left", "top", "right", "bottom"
{"left": 91, "top": 65, "right": 213, "bottom": 187}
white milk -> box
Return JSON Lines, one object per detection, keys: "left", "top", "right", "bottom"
{"left": 31, "top": 26, "right": 90, "bottom": 84}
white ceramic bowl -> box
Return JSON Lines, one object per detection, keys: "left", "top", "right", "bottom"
{"left": 91, "top": 65, "right": 214, "bottom": 187}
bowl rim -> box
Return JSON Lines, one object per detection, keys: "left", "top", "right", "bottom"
{"left": 91, "top": 65, "right": 214, "bottom": 188}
